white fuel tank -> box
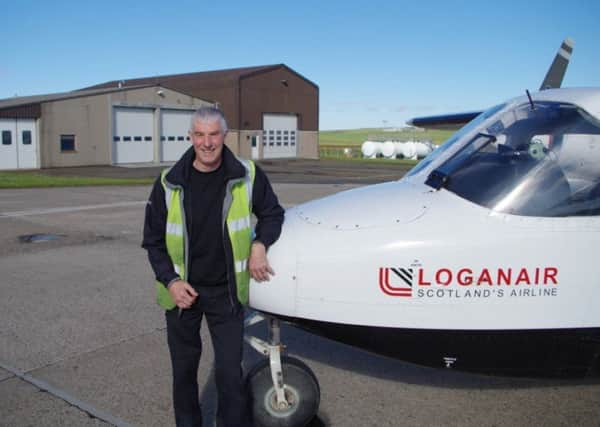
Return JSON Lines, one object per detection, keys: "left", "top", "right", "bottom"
{"left": 361, "top": 141, "right": 381, "bottom": 158}
{"left": 381, "top": 141, "right": 397, "bottom": 158}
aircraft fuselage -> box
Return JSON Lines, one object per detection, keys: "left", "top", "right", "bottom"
{"left": 249, "top": 88, "right": 600, "bottom": 377}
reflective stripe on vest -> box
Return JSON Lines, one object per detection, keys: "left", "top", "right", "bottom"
{"left": 226, "top": 159, "right": 255, "bottom": 305}
{"left": 155, "top": 159, "right": 255, "bottom": 309}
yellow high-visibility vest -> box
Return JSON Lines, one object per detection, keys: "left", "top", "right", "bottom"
{"left": 155, "top": 159, "right": 255, "bottom": 309}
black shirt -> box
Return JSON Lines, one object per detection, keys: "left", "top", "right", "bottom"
{"left": 188, "top": 164, "right": 227, "bottom": 287}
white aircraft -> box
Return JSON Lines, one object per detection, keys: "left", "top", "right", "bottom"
{"left": 244, "top": 38, "right": 600, "bottom": 427}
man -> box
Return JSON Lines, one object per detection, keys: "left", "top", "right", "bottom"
{"left": 142, "top": 106, "right": 284, "bottom": 427}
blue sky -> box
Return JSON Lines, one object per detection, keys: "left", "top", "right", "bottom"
{"left": 2, "top": 1, "right": 599, "bottom": 129}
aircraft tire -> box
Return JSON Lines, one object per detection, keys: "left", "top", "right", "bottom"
{"left": 247, "top": 356, "right": 320, "bottom": 427}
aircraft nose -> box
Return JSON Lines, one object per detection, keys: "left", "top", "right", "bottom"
{"left": 249, "top": 210, "right": 299, "bottom": 316}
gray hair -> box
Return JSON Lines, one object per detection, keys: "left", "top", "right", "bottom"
{"left": 190, "top": 106, "right": 228, "bottom": 132}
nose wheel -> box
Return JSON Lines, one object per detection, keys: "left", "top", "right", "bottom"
{"left": 245, "top": 313, "right": 320, "bottom": 427}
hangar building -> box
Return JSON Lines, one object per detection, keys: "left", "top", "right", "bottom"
{"left": 86, "top": 64, "right": 320, "bottom": 161}
{"left": 0, "top": 64, "right": 319, "bottom": 170}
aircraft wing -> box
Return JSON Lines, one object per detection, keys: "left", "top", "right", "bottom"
{"left": 407, "top": 111, "right": 481, "bottom": 131}
{"left": 407, "top": 38, "right": 575, "bottom": 131}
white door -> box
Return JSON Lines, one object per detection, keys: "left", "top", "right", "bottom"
{"left": 251, "top": 135, "right": 260, "bottom": 159}
{"left": 263, "top": 114, "right": 298, "bottom": 159}
{"left": 113, "top": 108, "right": 154, "bottom": 164}
{"left": 0, "top": 119, "right": 17, "bottom": 170}
{"left": 0, "top": 119, "right": 38, "bottom": 170}
{"left": 16, "top": 119, "right": 37, "bottom": 169}
{"left": 161, "top": 110, "right": 193, "bottom": 162}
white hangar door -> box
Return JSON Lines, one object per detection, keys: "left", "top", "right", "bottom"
{"left": 113, "top": 108, "right": 154, "bottom": 164}
{"left": 161, "top": 110, "right": 193, "bottom": 162}
{"left": 0, "top": 119, "right": 37, "bottom": 170}
{"left": 262, "top": 114, "right": 298, "bottom": 159}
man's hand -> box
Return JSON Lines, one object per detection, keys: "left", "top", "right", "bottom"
{"left": 249, "top": 241, "right": 275, "bottom": 282}
{"left": 168, "top": 280, "right": 198, "bottom": 309}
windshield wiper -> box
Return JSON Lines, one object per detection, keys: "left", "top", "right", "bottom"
{"left": 476, "top": 132, "right": 497, "bottom": 142}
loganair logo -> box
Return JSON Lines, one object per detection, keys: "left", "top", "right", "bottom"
{"left": 379, "top": 265, "right": 560, "bottom": 300}
{"left": 379, "top": 267, "right": 413, "bottom": 297}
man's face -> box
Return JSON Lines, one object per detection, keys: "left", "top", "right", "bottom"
{"left": 189, "top": 118, "right": 226, "bottom": 172}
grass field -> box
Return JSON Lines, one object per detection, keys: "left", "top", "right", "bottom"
{"left": 319, "top": 128, "right": 454, "bottom": 147}
{"left": 0, "top": 172, "right": 153, "bottom": 189}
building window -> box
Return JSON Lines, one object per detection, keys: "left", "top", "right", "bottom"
{"left": 144, "top": 136, "right": 152, "bottom": 141}
{"left": 123, "top": 136, "right": 132, "bottom": 142}
{"left": 60, "top": 134, "right": 76, "bottom": 152}
{"left": 22, "top": 130, "right": 32, "bottom": 145}
{"left": 2, "top": 130, "right": 12, "bottom": 145}
{"left": 134, "top": 136, "right": 142, "bottom": 141}
{"left": 113, "top": 136, "right": 121, "bottom": 142}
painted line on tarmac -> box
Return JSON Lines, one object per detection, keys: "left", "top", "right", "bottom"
{"left": 0, "top": 360, "right": 133, "bottom": 427}
{"left": 0, "top": 201, "right": 146, "bottom": 218}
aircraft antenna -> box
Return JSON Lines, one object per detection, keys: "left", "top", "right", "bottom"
{"left": 526, "top": 89, "right": 535, "bottom": 110}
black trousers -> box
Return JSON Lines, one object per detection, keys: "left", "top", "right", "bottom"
{"left": 165, "top": 285, "right": 250, "bottom": 427}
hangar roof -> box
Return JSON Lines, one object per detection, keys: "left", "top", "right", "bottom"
{"left": 82, "top": 64, "right": 318, "bottom": 92}
{"left": 0, "top": 85, "right": 149, "bottom": 109}
{"left": 0, "top": 85, "right": 206, "bottom": 119}
{"left": 82, "top": 64, "right": 319, "bottom": 130}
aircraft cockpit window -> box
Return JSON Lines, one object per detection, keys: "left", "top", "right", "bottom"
{"left": 407, "top": 103, "right": 506, "bottom": 178}
{"left": 427, "top": 101, "right": 600, "bottom": 217}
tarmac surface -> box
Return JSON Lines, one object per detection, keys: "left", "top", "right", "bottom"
{"left": 1, "top": 160, "right": 599, "bottom": 426}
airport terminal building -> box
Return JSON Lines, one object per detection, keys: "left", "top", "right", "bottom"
{"left": 0, "top": 64, "right": 319, "bottom": 170}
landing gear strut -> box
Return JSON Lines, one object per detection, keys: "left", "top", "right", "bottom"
{"left": 245, "top": 313, "right": 320, "bottom": 427}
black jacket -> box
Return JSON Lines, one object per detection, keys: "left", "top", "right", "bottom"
{"left": 142, "top": 145, "right": 284, "bottom": 310}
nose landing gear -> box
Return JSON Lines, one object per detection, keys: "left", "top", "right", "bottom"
{"left": 245, "top": 313, "right": 320, "bottom": 427}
